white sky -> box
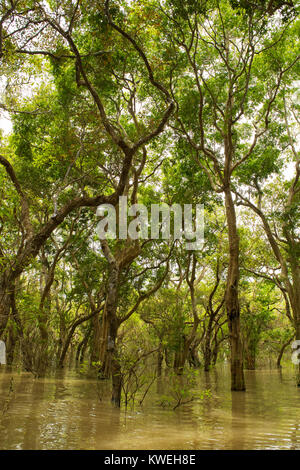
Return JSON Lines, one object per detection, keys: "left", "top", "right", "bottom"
{"left": 0, "top": 113, "right": 13, "bottom": 135}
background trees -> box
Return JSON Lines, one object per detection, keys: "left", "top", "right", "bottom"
{"left": 0, "top": 0, "right": 299, "bottom": 406}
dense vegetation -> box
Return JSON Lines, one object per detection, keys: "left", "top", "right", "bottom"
{"left": 0, "top": 0, "right": 299, "bottom": 407}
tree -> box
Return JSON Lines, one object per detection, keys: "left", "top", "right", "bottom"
{"left": 137, "top": 0, "right": 298, "bottom": 389}
{"left": 0, "top": 0, "right": 174, "bottom": 344}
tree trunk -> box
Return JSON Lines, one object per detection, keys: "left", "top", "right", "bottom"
{"left": 204, "top": 344, "right": 212, "bottom": 372}
{"left": 59, "top": 310, "right": 97, "bottom": 368}
{"left": 243, "top": 337, "right": 257, "bottom": 370}
{"left": 80, "top": 329, "right": 90, "bottom": 363}
{"left": 277, "top": 336, "right": 294, "bottom": 368}
{"left": 111, "top": 354, "right": 122, "bottom": 407}
{"left": 5, "top": 325, "right": 17, "bottom": 365}
{"left": 157, "top": 343, "right": 163, "bottom": 377}
{"left": 203, "top": 324, "right": 213, "bottom": 371}
{"left": 90, "top": 310, "right": 101, "bottom": 364}
{"left": 245, "top": 348, "right": 256, "bottom": 370}
{"left": 98, "top": 310, "right": 111, "bottom": 377}
{"left": 295, "top": 319, "right": 300, "bottom": 387}
{"left": 164, "top": 348, "right": 172, "bottom": 368}
{"left": 173, "top": 338, "right": 190, "bottom": 375}
{"left": 212, "top": 344, "right": 219, "bottom": 366}
{"left": 100, "top": 241, "right": 121, "bottom": 404}
{"left": 108, "top": 318, "right": 121, "bottom": 406}
{"left": 188, "top": 344, "right": 201, "bottom": 368}
{"left": 9, "top": 286, "right": 33, "bottom": 372}
{"left": 76, "top": 327, "right": 91, "bottom": 363}
{"left": 0, "top": 280, "right": 12, "bottom": 338}
{"left": 224, "top": 189, "right": 245, "bottom": 391}
{"left": 36, "top": 260, "right": 56, "bottom": 376}
{"left": 35, "top": 324, "right": 49, "bottom": 377}
{"left": 173, "top": 350, "right": 185, "bottom": 375}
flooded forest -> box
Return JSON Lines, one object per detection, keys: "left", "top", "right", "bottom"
{"left": 0, "top": 0, "right": 299, "bottom": 452}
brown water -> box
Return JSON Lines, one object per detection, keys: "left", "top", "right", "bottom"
{"left": 0, "top": 365, "right": 299, "bottom": 450}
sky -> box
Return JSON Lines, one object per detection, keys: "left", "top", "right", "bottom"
{"left": 0, "top": 113, "right": 13, "bottom": 135}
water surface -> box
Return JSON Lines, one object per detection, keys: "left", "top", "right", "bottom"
{"left": 0, "top": 366, "right": 299, "bottom": 450}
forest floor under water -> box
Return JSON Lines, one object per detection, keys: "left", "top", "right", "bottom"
{"left": 0, "top": 364, "right": 299, "bottom": 450}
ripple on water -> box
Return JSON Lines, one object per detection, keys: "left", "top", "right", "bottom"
{"left": 0, "top": 366, "right": 299, "bottom": 449}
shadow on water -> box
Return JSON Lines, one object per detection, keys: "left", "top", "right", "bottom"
{"left": 0, "top": 364, "right": 299, "bottom": 450}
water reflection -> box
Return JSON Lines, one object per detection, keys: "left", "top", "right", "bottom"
{"left": 0, "top": 366, "right": 299, "bottom": 450}
{"left": 231, "top": 391, "right": 246, "bottom": 449}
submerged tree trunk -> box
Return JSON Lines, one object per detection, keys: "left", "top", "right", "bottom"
{"left": 35, "top": 324, "right": 49, "bottom": 377}
{"left": 224, "top": 189, "right": 245, "bottom": 391}
{"left": 9, "top": 284, "right": 33, "bottom": 372}
{"left": 100, "top": 240, "right": 121, "bottom": 405}
{"left": 107, "top": 317, "right": 121, "bottom": 405}
{"left": 35, "top": 258, "right": 56, "bottom": 376}
{"left": 111, "top": 354, "right": 122, "bottom": 407}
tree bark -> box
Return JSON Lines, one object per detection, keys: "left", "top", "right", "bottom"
{"left": 204, "top": 342, "right": 212, "bottom": 372}
{"left": 5, "top": 324, "right": 16, "bottom": 365}
{"left": 244, "top": 346, "right": 256, "bottom": 370}
{"left": 98, "top": 309, "right": 111, "bottom": 377}
{"left": 188, "top": 344, "right": 201, "bottom": 368}
{"left": 58, "top": 309, "right": 98, "bottom": 367}
{"left": 203, "top": 319, "right": 214, "bottom": 371}
{"left": 0, "top": 279, "right": 12, "bottom": 338}
{"left": 100, "top": 240, "right": 121, "bottom": 404}
{"left": 157, "top": 343, "right": 164, "bottom": 377}
{"left": 111, "top": 354, "right": 122, "bottom": 407}
{"left": 173, "top": 347, "right": 188, "bottom": 375}
{"left": 90, "top": 310, "right": 101, "bottom": 364}
{"left": 277, "top": 336, "right": 294, "bottom": 368}
{"left": 212, "top": 344, "right": 219, "bottom": 366}
{"left": 173, "top": 336, "right": 193, "bottom": 375}
{"left": 224, "top": 189, "right": 245, "bottom": 391}
{"left": 76, "top": 326, "right": 91, "bottom": 362}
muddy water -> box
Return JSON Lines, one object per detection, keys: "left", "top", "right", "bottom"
{"left": 0, "top": 366, "right": 299, "bottom": 450}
